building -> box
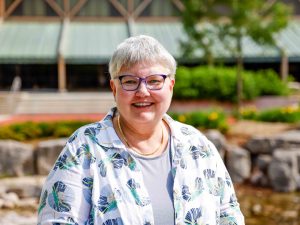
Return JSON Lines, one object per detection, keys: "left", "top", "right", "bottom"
{"left": 0, "top": 0, "right": 300, "bottom": 92}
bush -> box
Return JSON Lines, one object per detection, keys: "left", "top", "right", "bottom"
{"left": 257, "top": 106, "right": 300, "bottom": 123}
{"left": 173, "top": 66, "right": 289, "bottom": 102}
{"left": 240, "top": 105, "right": 300, "bottom": 123}
{"left": 0, "top": 120, "right": 91, "bottom": 141}
{"left": 254, "top": 69, "right": 290, "bottom": 96}
{"left": 169, "top": 110, "right": 229, "bottom": 133}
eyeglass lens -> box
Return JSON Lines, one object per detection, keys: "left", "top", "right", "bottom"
{"left": 119, "top": 75, "right": 166, "bottom": 91}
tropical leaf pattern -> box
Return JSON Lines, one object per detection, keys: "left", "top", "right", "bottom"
{"left": 37, "top": 108, "right": 244, "bottom": 225}
{"left": 102, "top": 217, "right": 123, "bottom": 225}
{"left": 127, "top": 179, "right": 150, "bottom": 207}
{"left": 48, "top": 181, "right": 72, "bottom": 212}
{"left": 83, "top": 177, "right": 93, "bottom": 204}
{"left": 38, "top": 190, "right": 47, "bottom": 214}
{"left": 85, "top": 205, "right": 95, "bottom": 225}
{"left": 220, "top": 212, "right": 239, "bottom": 225}
{"left": 97, "top": 186, "right": 119, "bottom": 214}
{"left": 184, "top": 207, "right": 202, "bottom": 224}
{"left": 53, "top": 149, "right": 80, "bottom": 171}
{"left": 182, "top": 177, "right": 204, "bottom": 202}
{"left": 68, "top": 130, "right": 79, "bottom": 143}
{"left": 76, "top": 143, "right": 96, "bottom": 168}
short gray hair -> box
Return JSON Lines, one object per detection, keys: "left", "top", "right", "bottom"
{"left": 109, "top": 35, "right": 177, "bottom": 79}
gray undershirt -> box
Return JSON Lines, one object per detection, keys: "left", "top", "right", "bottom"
{"left": 129, "top": 138, "right": 175, "bottom": 225}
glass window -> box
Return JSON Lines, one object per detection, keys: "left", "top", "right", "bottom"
{"left": 77, "top": 0, "right": 122, "bottom": 17}
{"left": 140, "top": 0, "right": 180, "bottom": 17}
{"left": 11, "top": 0, "right": 58, "bottom": 16}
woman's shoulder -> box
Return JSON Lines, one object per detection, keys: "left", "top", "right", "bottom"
{"left": 165, "top": 114, "right": 207, "bottom": 139}
{"left": 66, "top": 115, "right": 114, "bottom": 145}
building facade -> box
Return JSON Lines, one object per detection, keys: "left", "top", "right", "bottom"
{"left": 0, "top": 0, "right": 300, "bottom": 91}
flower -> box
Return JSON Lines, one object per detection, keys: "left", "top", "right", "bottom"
{"left": 178, "top": 114, "right": 187, "bottom": 123}
{"left": 208, "top": 112, "right": 218, "bottom": 121}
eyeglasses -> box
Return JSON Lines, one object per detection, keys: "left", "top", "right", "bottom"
{"left": 116, "top": 74, "right": 168, "bottom": 91}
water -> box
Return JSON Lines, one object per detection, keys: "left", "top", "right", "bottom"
{"left": 236, "top": 185, "right": 300, "bottom": 225}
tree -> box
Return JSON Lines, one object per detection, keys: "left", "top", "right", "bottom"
{"left": 181, "top": 0, "right": 292, "bottom": 114}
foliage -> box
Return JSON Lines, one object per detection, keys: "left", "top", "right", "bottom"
{"left": 180, "top": 0, "right": 292, "bottom": 111}
{"left": 173, "top": 66, "right": 289, "bottom": 102}
{"left": 169, "top": 110, "right": 229, "bottom": 133}
{"left": 0, "top": 121, "right": 90, "bottom": 141}
{"left": 240, "top": 105, "right": 300, "bottom": 123}
{"left": 181, "top": 0, "right": 292, "bottom": 61}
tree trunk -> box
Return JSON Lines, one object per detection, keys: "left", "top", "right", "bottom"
{"left": 236, "top": 37, "right": 243, "bottom": 119}
{"left": 280, "top": 48, "right": 288, "bottom": 82}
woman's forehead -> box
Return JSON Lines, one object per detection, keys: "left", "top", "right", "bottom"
{"left": 119, "top": 62, "right": 169, "bottom": 74}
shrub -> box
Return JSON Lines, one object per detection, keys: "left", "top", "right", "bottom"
{"left": 0, "top": 120, "right": 91, "bottom": 141}
{"left": 240, "top": 105, "right": 300, "bottom": 123}
{"left": 173, "top": 66, "right": 289, "bottom": 102}
{"left": 257, "top": 106, "right": 300, "bottom": 123}
{"left": 169, "top": 110, "right": 229, "bottom": 133}
{"left": 254, "top": 69, "right": 290, "bottom": 96}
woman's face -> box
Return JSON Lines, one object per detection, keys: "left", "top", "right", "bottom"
{"left": 110, "top": 63, "right": 175, "bottom": 126}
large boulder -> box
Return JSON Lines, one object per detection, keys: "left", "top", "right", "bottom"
{"left": 244, "top": 136, "right": 276, "bottom": 154}
{"left": 273, "top": 130, "right": 300, "bottom": 149}
{"left": 0, "top": 176, "right": 45, "bottom": 198}
{"left": 268, "top": 148, "right": 300, "bottom": 192}
{"left": 226, "top": 145, "right": 251, "bottom": 183}
{"left": 35, "top": 138, "right": 67, "bottom": 175}
{"left": 0, "top": 140, "right": 34, "bottom": 176}
{"left": 205, "top": 129, "right": 227, "bottom": 159}
{"left": 250, "top": 154, "right": 272, "bottom": 187}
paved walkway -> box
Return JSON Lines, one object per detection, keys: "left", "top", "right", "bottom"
{"left": 0, "top": 95, "right": 299, "bottom": 125}
{"left": 0, "top": 113, "right": 106, "bottom": 125}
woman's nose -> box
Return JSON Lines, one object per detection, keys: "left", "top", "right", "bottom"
{"left": 135, "top": 80, "right": 150, "bottom": 97}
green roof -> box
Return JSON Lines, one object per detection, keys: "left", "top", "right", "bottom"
{"left": 0, "top": 22, "right": 61, "bottom": 64}
{"left": 63, "top": 22, "right": 128, "bottom": 64}
{"left": 0, "top": 20, "right": 300, "bottom": 64}
{"left": 132, "top": 22, "right": 186, "bottom": 58}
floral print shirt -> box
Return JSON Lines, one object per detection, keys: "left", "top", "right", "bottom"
{"left": 38, "top": 108, "right": 245, "bottom": 225}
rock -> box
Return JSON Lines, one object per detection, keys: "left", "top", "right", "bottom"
{"left": 2, "top": 192, "right": 19, "bottom": 209}
{"left": 273, "top": 130, "right": 300, "bottom": 149}
{"left": 244, "top": 136, "right": 275, "bottom": 154}
{"left": 268, "top": 149, "right": 300, "bottom": 192}
{"left": 226, "top": 145, "right": 251, "bottom": 183}
{"left": 255, "top": 155, "right": 272, "bottom": 172}
{"left": 35, "top": 138, "right": 67, "bottom": 175}
{"left": 0, "top": 176, "right": 46, "bottom": 198}
{"left": 0, "top": 211, "right": 36, "bottom": 225}
{"left": 0, "top": 198, "right": 4, "bottom": 208}
{"left": 251, "top": 203, "right": 263, "bottom": 216}
{"left": 250, "top": 155, "right": 272, "bottom": 187}
{"left": 16, "top": 197, "right": 38, "bottom": 210}
{"left": 0, "top": 140, "right": 34, "bottom": 176}
{"left": 205, "top": 129, "right": 227, "bottom": 159}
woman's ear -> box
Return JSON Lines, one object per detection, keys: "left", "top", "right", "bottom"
{"left": 110, "top": 80, "right": 116, "bottom": 98}
{"left": 169, "top": 78, "right": 175, "bottom": 90}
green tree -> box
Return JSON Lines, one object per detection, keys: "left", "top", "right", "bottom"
{"left": 181, "top": 0, "right": 292, "bottom": 115}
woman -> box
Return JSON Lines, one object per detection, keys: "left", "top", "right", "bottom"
{"left": 38, "top": 35, "right": 244, "bottom": 225}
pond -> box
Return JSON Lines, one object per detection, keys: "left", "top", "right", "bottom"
{"left": 236, "top": 184, "right": 300, "bottom": 225}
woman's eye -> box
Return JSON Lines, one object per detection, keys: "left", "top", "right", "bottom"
{"left": 148, "top": 79, "right": 161, "bottom": 84}
{"left": 123, "top": 79, "right": 137, "bottom": 85}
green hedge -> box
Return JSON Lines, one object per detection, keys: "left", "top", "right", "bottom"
{"left": 0, "top": 121, "right": 90, "bottom": 141}
{"left": 173, "top": 66, "right": 289, "bottom": 102}
{"left": 169, "top": 110, "right": 229, "bottom": 133}
{"left": 241, "top": 105, "right": 300, "bottom": 123}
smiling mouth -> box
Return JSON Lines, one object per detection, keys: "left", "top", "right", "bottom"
{"left": 132, "top": 102, "right": 153, "bottom": 107}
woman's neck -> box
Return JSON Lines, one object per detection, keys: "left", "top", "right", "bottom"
{"left": 114, "top": 114, "right": 168, "bottom": 156}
